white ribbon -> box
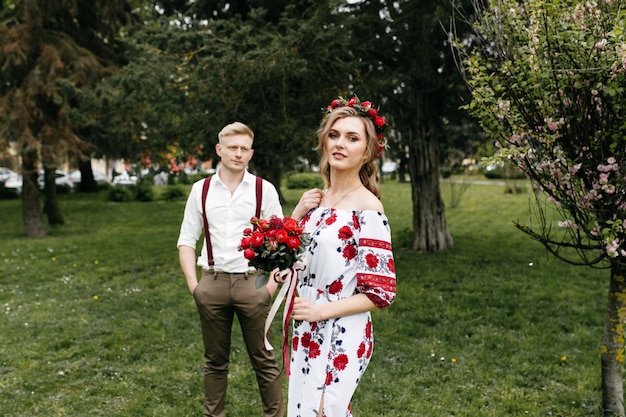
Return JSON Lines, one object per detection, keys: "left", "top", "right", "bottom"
{"left": 263, "top": 262, "right": 303, "bottom": 351}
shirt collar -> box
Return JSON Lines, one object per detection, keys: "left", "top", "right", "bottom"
{"left": 213, "top": 167, "right": 255, "bottom": 187}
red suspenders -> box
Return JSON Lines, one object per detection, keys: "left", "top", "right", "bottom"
{"left": 201, "top": 175, "right": 263, "bottom": 267}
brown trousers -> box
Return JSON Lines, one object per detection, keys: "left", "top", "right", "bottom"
{"left": 193, "top": 270, "right": 284, "bottom": 417}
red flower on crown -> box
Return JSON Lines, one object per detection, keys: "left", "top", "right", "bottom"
{"left": 325, "top": 95, "right": 388, "bottom": 157}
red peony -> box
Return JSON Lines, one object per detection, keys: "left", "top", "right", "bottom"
{"left": 286, "top": 236, "right": 301, "bottom": 250}
{"left": 283, "top": 217, "right": 298, "bottom": 232}
{"left": 275, "top": 229, "right": 288, "bottom": 243}
{"left": 250, "top": 231, "right": 265, "bottom": 247}
{"left": 239, "top": 215, "right": 310, "bottom": 272}
{"left": 374, "top": 115, "right": 386, "bottom": 128}
{"left": 269, "top": 216, "right": 283, "bottom": 230}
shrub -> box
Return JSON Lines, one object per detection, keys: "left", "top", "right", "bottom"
{"left": 286, "top": 173, "right": 323, "bottom": 189}
{"left": 483, "top": 166, "right": 526, "bottom": 180}
{"left": 0, "top": 185, "right": 19, "bottom": 200}
{"left": 98, "top": 182, "right": 113, "bottom": 192}
{"left": 107, "top": 186, "right": 133, "bottom": 202}
{"left": 133, "top": 179, "right": 155, "bottom": 202}
{"left": 162, "top": 185, "right": 187, "bottom": 202}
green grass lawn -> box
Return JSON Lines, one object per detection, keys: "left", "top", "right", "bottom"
{"left": 0, "top": 180, "right": 607, "bottom": 416}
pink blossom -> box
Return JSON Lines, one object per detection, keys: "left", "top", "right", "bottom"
{"left": 599, "top": 173, "right": 610, "bottom": 184}
{"left": 602, "top": 184, "right": 616, "bottom": 194}
{"left": 605, "top": 238, "right": 620, "bottom": 258}
{"left": 558, "top": 220, "right": 579, "bottom": 230}
{"left": 545, "top": 117, "right": 559, "bottom": 131}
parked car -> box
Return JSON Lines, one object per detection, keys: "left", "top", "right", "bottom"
{"left": 3, "top": 173, "right": 22, "bottom": 194}
{"left": 0, "top": 167, "right": 17, "bottom": 183}
{"left": 69, "top": 170, "right": 109, "bottom": 184}
{"left": 381, "top": 161, "right": 397, "bottom": 174}
{"left": 112, "top": 171, "right": 138, "bottom": 186}
{"left": 4, "top": 170, "right": 74, "bottom": 194}
{"left": 37, "top": 170, "right": 74, "bottom": 189}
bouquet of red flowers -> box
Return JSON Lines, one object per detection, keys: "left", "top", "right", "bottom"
{"left": 241, "top": 215, "right": 308, "bottom": 370}
{"left": 239, "top": 215, "right": 310, "bottom": 272}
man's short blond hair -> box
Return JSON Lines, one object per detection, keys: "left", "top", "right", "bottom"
{"left": 218, "top": 122, "right": 254, "bottom": 143}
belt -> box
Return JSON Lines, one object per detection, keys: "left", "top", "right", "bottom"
{"left": 203, "top": 268, "right": 257, "bottom": 276}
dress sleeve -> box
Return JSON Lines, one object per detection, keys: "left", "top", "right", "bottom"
{"left": 355, "top": 211, "right": 396, "bottom": 308}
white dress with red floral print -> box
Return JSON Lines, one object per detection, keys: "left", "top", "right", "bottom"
{"left": 287, "top": 208, "right": 396, "bottom": 417}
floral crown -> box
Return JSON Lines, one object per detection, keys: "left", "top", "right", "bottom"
{"left": 325, "top": 95, "right": 388, "bottom": 157}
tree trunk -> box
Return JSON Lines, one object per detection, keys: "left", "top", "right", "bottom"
{"left": 42, "top": 166, "right": 64, "bottom": 225}
{"left": 78, "top": 158, "right": 99, "bottom": 193}
{"left": 602, "top": 262, "right": 626, "bottom": 417}
{"left": 398, "top": 152, "right": 409, "bottom": 183}
{"left": 408, "top": 125, "right": 453, "bottom": 252}
{"left": 21, "top": 150, "right": 46, "bottom": 238}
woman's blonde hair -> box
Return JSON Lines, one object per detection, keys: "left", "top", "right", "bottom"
{"left": 316, "top": 106, "right": 381, "bottom": 198}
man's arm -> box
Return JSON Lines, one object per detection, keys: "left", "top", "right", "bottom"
{"left": 179, "top": 245, "right": 199, "bottom": 293}
{"left": 261, "top": 180, "right": 284, "bottom": 218}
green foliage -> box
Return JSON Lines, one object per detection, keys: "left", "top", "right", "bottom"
{"left": 133, "top": 178, "right": 155, "bottom": 202}
{"left": 285, "top": 173, "right": 323, "bottom": 190}
{"left": 106, "top": 186, "right": 133, "bottom": 202}
{"left": 0, "top": 181, "right": 608, "bottom": 416}
{"left": 89, "top": 4, "right": 350, "bottom": 189}
{"left": 482, "top": 163, "right": 527, "bottom": 180}
{"left": 458, "top": 0, "right": 626, "bottom": 266}
{"left": 161, "top": 185, "right": 187, "bottom": 202}
{"left": 0, "top": 184, "right": 19, "bottom": 200}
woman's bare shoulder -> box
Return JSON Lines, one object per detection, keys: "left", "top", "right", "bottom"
{"left": 350, "top": 188, "right": 384, "bottom": 213}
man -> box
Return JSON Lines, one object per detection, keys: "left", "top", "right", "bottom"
{"left": 177, "top": 122, "right": 284, "bottom": 417}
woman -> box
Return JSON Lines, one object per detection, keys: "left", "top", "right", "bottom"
{"left": 287, "top": 96, "right": 397, "bottom": 417}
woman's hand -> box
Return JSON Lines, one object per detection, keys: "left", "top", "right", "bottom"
{"left": 265, "top": 269, "right": 281, "bottom": 297}
{"left": 291, "top": 188, "right": 324, "bottom": 221}
{"left": 291, "top": 296, "right": 325, "bottom": 322}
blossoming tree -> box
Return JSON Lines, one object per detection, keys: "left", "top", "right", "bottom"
{"left": 456, "top": 0, "right": 626, "bottom": 414}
